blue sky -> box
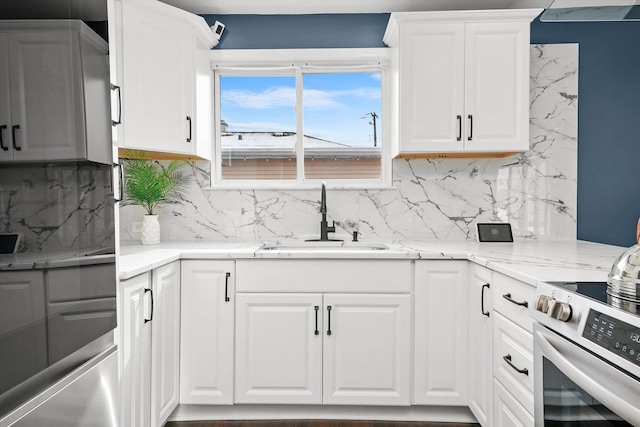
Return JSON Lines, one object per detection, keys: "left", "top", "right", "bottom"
{"left": 220, "top": 72, "right": 381, "bottom": 148}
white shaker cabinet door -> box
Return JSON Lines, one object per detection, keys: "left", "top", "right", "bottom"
{"left": 180, "top": 260, "right": 235, "bottom": 404}
{"left": 464, "top": 21, "right": 530, "bottom": 152}
{"left": 468, "top": 264, "right": 494, "bottom": 427}
{"left": 121, "top": 0, "right": 193, "bottom": 154}
{"left": 150, "top": 261, "right": 180, "bottom": 426}
{"left": 322, "top": 293, "right": 411, "bottom": 406}
{"left": 414, "top": 261, "right": 469, "bottom": 405}
{"left": 120, "top": 272, "right": 152, "bottom": 427}
{"left": 0, "top": 271, "right": 47, "bottom": 395}
{"left": 398, "top": 22, "right": 465, "bottom": 154}
{"left": 235, "top": 293, "right": 323, "bottom": 404}
{"left": 0, "top": 34, "right": 11, "bottom": 161}
{"left": 7, "top": 32, "right": 84, "bottom": 161}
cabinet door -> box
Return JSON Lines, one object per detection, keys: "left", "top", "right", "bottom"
{"left": 7, "top": 31, "right": 85, "bottom": 161}
{"left": 235, "top": 293, "right": 323, "bottom": 404}
{"left": 399, "top": 22, "right": 465, "bottom": 153}
{"left": 120, "top": 272, "right": 152, "bottom": 427}
{"left": 414, "top": 261, "right": 468, "bottom": 405}
{"left": 0, "top": 34, "right": 11, "bottom": 161}
{"left": 180, "top": 260, "right": 235, "bottom": 404}
{"left": 493, "top": 379, "right": 534, "bottom": 427}
{"left": 323, "top": 294, "right": 410, "bottom": 406}
{"left": 464, "top": 21, "right": 530, "bottom": 152}
{"left": 151, "top": 261, "right": 180, "bottom": 426}
{"left": 121, "top": 1, "right": 193, "bottom": 155}
{"left": 468, "top": 264, "right": 494, "bottom": 427}
{"left": 0, "top": 271, "right": 47, "bottom": 394}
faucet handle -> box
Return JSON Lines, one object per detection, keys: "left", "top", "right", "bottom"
{"left": 327, "top": 221, "right": 336, "bottom": 233}
{"left": 352, "top": 231, "right": 359, "bottom": 242}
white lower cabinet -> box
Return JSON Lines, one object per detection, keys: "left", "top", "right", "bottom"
{"left": 0, "top": 271, "right": 47, "bottom": 401}
{"left": 120, "top": 261, "right": 180, "bottom": 427}
{"left": 322, "top": 293, "right": 411, "bottom": 405}
{"left": 179, "top": 260, "right": 235, "bottom": 405}
{"left": 235, "top": 292, "right": 411, "bottom": 406}
{"left": 467, "top": 264, "right": 493, "bottom": 427}
{"left": 414, "top": 261, "right": 468, "bottom": 405}
{"left": 492, "top": 273, "right": 536, "bottom": 426}
{"left": 150, "top": 262, "right": 181, "bottom": 426}
{"left": 493, "top": 380, "right": 534, "bottom": 427}
{"left": 234, "top": 293, "right": 323, "bottom": 404}
{"left": 121, "top": 272, "right": 151, "bottom": 427}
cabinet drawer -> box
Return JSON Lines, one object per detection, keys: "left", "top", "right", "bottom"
{"left": 236, "top": 260, "right": 412, "bottom": 293}
{"left": 493, "top": 273, "right": 535, "bottom": 333}
{"left": 493, "top": 379, "right": 534, "bottom": 427}
{"left": 493, "top": 312, "right": 533, "bottom": 415}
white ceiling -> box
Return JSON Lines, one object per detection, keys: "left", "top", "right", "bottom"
{"left": 158, "top": 0, "right": 552, "bottom": 15}
{"left": 0, "top": 0, "right": 552, "bottom": 20}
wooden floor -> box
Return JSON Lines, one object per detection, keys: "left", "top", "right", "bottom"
{"left": 166, "top": 421, "right": 479, "bottom": 427}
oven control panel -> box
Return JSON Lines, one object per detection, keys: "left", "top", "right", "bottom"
{"left": 583, "top": 309, "right": 640, "bottom": 367}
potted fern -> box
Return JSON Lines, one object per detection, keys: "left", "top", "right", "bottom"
{"left": 121, "top": 151, "right": 190, "bottom": 244}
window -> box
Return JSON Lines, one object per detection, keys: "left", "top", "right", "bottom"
{"left": 212, "top": 49, "right": 391, "bottom": 188}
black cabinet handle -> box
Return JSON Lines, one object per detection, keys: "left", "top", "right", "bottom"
{"left": 467, "top": 115, "right": 473, "bottom": 141}
{"left": 111, "top": 84, "right": 122, "bottom": 126}
{"left": 456, "top": 115, "right": 462, "bottom": 141}
{"left": 481, "top": 283, "right": 490, "bottom": 317}
{"left": 12, "top": 125, "right": 21, "bottom": 150}
{"left": 144, "top": 288, "right": 154, "bottom": 323}
{"left": 0, "top": 125, "right": 7, "bottom": 151}
{"left": 503, "top": 354, "right": 528, "bottom": 376}
{"left": 186, "top": 116, "right": 192, "bottom": 142}
{"left": 113, "top": 164, "right": 124, "bottom": 202}
{"left": 503, "top": 293, "right": 529, "bottom": 308}
{"left": 224, "top": 272, "right": 231, "bottom": 302}
{"left": 327, "top": 305, "right": 332, "bottom": 335}
{"left": 314, "top": 305, "right": 319, "bottom": 335}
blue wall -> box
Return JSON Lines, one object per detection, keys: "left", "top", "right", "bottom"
{"left": 202, "top": 13, "right": 640, "bottom": 247}
{"left": 531, "top": 18, "right": 640, "bottom": 247}
{"left": 201, "top": 14, "right": 389, "bottom": 49}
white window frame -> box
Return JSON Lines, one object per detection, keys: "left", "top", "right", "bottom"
{"left": 210, "top": 48, "right": 392, "bottom": 190}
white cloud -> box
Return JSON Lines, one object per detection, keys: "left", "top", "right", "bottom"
{"left": 223, "top": 85, "right": 380, "bottom": 111}
{"left": 226, "top": 121, "right": 293, "bottom": 132}
{"left": 223, "top": 87, "right": 296, "bottom": 109}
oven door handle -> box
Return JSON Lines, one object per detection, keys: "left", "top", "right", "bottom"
{"left": 535, "top": 328, "right": 640, "bottom": 424}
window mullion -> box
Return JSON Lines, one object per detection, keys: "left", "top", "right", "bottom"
{"left": 295, "top": 68, "right": 304, "bottom": 182}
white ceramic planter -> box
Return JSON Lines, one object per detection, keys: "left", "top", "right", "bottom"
{"left": 141, "top": 214, "right": 160, "bottom": 245}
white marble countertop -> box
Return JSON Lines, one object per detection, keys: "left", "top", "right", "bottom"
{"left": 118, "top": 239, "right": 627, "bottom": 285}
{"left": 0, "top": 247, "right": 115, "bottom": 271}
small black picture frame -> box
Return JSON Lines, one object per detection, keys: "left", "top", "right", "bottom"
{"left": 476, "top": 223, "right": 513, "bottom": 243}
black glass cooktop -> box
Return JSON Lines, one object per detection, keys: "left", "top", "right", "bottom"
{"left": 547, "top": 281, "right": 640, "bottom": 317}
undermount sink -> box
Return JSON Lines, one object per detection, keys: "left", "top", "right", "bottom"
{"left": 259, "top": 241, "right": 390, "bottom": 251}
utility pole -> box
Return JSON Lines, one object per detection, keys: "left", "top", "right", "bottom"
{"left": 361, "top": 112, "right": 378, "bottom": 147}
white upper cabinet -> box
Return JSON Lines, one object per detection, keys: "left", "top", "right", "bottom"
{"left": 384, "top": 10, "right": 541, "bottom": 157}
{"left": 0, "top": 21, "right": 111, "bottom": 164}
{"left": 110, "top": 0, "right": 216, "bottom": 160}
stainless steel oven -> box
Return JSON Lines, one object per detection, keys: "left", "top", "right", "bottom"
{"left": 533, "top": 281, "right": 640, "bottom": 426}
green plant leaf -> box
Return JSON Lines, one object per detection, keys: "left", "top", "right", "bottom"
{"left": 121, "top": 151, "right": 191, "bottom": 215}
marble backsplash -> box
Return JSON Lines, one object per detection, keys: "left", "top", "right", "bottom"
{"left": 0, "top": 162, "right": 115, "bottom": 253}
{"left": 120, "top": 44, "right": 579, "bottom": 242}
